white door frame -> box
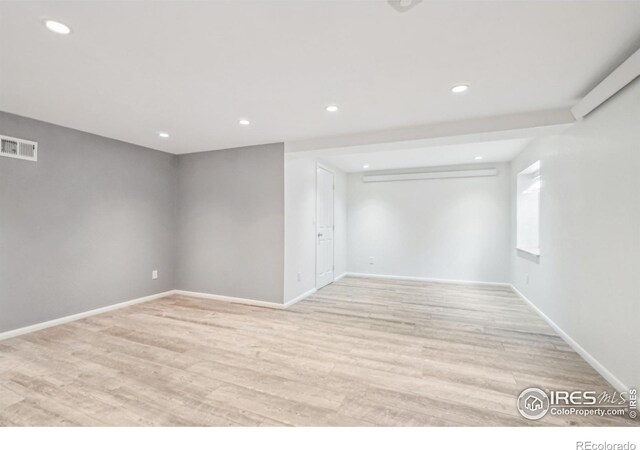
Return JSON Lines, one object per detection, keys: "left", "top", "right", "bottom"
{"left": 315, "top": 162, "right": 335, "bottom": 289}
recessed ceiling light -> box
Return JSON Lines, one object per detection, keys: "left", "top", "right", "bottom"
{"left": 158, "top": 132, "right": 169, "bottom": 138}
{"left": 363, "top": 164, "right": 370, "bottom": 169}
{"left": 474, "top": 156, "right": 483, "bottom": 160}
{"left": 44, "top": 20, "right": 71, "bottom": 35}
{"left": 451, "top": 84, "right": 469, "bottom": 93}
{"left": 326, "top": 105, "right": 339, "bottom": 112}
{"left": 239, "top": 119, "right": 250, "bottom": 126}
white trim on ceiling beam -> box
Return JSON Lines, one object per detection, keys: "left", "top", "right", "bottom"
{"left": 571, "top": 47, "right": 640, "bottom": 120}
{"left": 285, "top": 108, "right": 574, "bottom": 154}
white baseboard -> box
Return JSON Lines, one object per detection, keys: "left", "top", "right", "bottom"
{"left": 334, "top": 272, "right": 348, "bottom": 281}
{"left": 345, "top": 273, "right": 630, "bottom": 394}
{"left": 284, "top": 287, "right": 317, "bottom": 308}
{"left": 173, "top": 290, "right": 287, "bottom": 310}
{"left": 282, "top": 274, "right": 347, "bottom": 309}
{"left": 0, "top": 290, "right": 174, "bottom": 342}
{"left": 2, "top": 278, "right": 629, "bottom": 397}
{"left": 510, "top": 284, "right": 630, "bottom": 394}
{"left": 345, "top": 272, "right": 511, "bottom": 287}
{"left": 0, "top": 286, "right": 313, "bottom": 341}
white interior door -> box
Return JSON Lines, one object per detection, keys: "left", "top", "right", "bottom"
{"left": 316, "top": 166, "right": 334, "bottom": 289}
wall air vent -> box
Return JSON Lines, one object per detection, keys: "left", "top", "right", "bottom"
{"left": 0, "top": 134, "right": 38, "bottom": 162}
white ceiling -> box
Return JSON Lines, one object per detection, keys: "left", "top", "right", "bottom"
{"left": 1, "top": 1, "right": 640, "bottom": 154}
{"left": 319, "top": 138, "right": 532, "bottom": 173}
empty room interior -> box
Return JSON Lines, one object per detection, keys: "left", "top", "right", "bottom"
{"left": 1, "top": 0, "right": 639, "bottom": 431}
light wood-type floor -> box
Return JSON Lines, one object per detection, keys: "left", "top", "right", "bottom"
{"left": 0, "top": 276, "right": 636, "bottom": 426}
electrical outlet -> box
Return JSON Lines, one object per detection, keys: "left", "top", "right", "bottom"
{"left": 369, "top": 256, "right": 374, "bottom": 265}
{"left": 152, "top": 270, "right": 158, "bottom": 280}
{"left": 297, "top": 272, "right": 301, "bottom": 282}
{"left": 525, "top": 273, "right": 530, "bottom": 285}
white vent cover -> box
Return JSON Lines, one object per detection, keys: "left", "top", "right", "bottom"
{"left": 363, "top": 167, "right": 498, "bottom": 183}
{"left": 1, "top": 134, "right": 38, "bottom": 162}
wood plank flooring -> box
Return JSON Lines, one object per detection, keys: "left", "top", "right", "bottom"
{"left": 0, "top": 276, "right": 636, "bottom": 426}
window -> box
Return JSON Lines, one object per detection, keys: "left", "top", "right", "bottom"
{"left": 516, "top": 161, "right": 541, "bottom": 256}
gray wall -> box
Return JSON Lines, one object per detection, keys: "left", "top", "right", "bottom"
{"left": 0, "top": 111, "right": 177, "bottom": 333}
{"left": 176, "top": 143, "right": 285, "bottom": 304}
{"left": 510, "top": 77, "right": 640, "bottom": 391}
